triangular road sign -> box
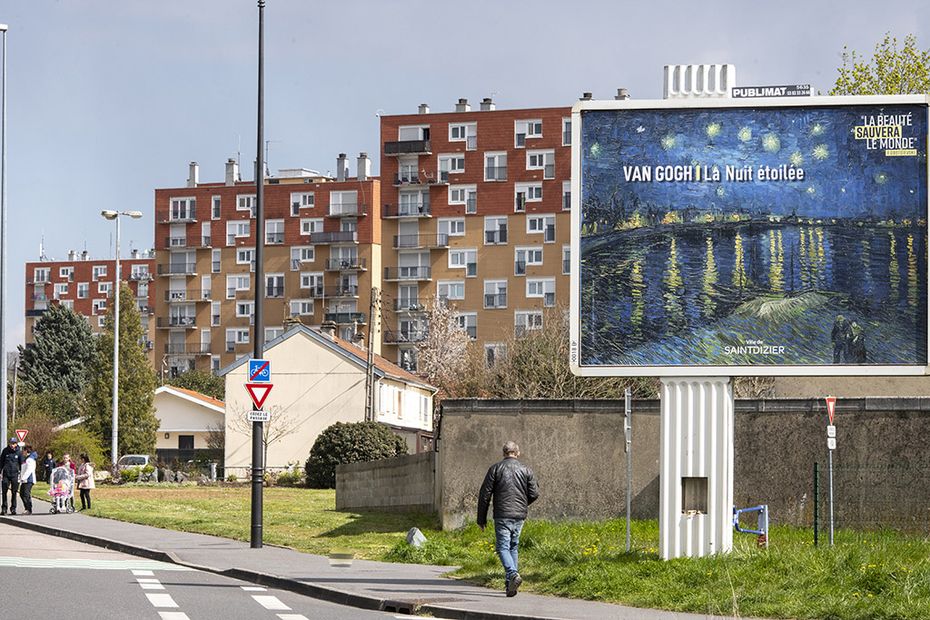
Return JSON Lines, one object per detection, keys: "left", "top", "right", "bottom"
{"left": 825, "top": 396, "right": 836, "bottom": 425}
{"left": 245, "top": 383, "right": 273, "bottom": 410}
{"left": 14, "top": 429, "right": 28, "bottom": 443}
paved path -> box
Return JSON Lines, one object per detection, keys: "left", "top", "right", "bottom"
{"left": 1, "top": 499, "right": 738, "bottom": 620}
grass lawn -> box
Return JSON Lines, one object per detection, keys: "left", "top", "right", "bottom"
{"left": 23, "top": 483, "right": 930, "bottom": 620}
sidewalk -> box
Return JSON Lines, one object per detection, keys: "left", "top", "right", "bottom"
{"left": 1, "top": 499, "right": 734, "bottom": 620}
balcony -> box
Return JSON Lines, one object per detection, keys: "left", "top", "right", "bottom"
{"left": 384, "top": 139, "right": 431, "bottom": 156}
{"left": 303, "top": 286, "right": 325, "bottom": 298}
{"left": 160, "top": 211, "right": 197, "bottom": 224}
{"left": 165, "top": 290, "right": 211, "bottom": 303}
{"left": 27, "top": 279, "right": 50, "bottom": 286}
{"left": 158, "top": 263, "right": 197, "bottom": 276}
{"left": 393, "top": 173, "right": 423, "bottom": 186}
{"left": 394, "top": 298, "right": 427, "bottom": 313}
{"left": 382, "top": 202, "right": 431, "bottom": 218}
{"left": 393, "top": 233, "right": 449, "bottom": 250}
{"left": 384, "top": 329, "right": 426, "bottom": 344}
{"left": 310, "top": 231, "right": 357, "bottom": 244}
{"left": 485, "top": 229, "right": 508, "bottom": 245}
{"left": 327, "top": 203, "right": 367, "bottom": 218}
{"left": 138, "top": 305, "right": 155, "bottom": 316}
{"left": 165, "top": 343, "right": 212, "bottom": 356}
{"left": 384, "top": 266, "right": 431, "bottom": 281}
{"left": 484, "top": 293, "right": 507, "bottom": 309}
{"left": 324, "top": 312, "right": 366, "bottom": 325}
{"left": 166, "top": 236, "right": 187, "bottom": 248}
{"left": 324, "top": 257, "right": 367, "bottom": 271}
{"left": 324, "top": 285, "right": 359, "bottom": 298}
{"left": 129, "top": 271, "right": 152, "bottom": 282}
{"left": 485, "top": 166, "right": 507, "bottom": 181}
{"left": 32, "top": 292, "right": 48, "bottom": 302}
{"left": 156, "top": 316, "right": 197, "bottom": 329}
{"left": 26, "top": 309, "right": 46, "bottom": 318}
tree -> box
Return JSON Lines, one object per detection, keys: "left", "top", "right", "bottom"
{"left": 228, "top": 404, "right": 301, "bottom": 466}
{"left": 18, "top": 303, "right": 95, "bottom": 393}
{"left": 11, "top": 411, "right": 57, "bottom": 458}
{"left": 82, "top": 283, "right": 159, "bottom": 458}
{"left": 415, "top": 297, "right": 471, "bottom": 390}
{"left": 47, "top": 427, "right": 107, "bottom": 469}
{"left": 831, "top": 33, "right": 930, "bottom": 95}
{"left": 164, "top": 369, "right": 225, "bottom": 400}
{"left": 305, "top": 421, "right": 407, "bottom": 489}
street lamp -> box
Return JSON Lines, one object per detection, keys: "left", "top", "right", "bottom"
{"left": 0, "top": 23, "right": 10, "bottom": 449}
{"left": 100, "top": 209, "right": 143, "bottom": 468}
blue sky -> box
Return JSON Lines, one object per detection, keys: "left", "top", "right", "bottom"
{"left": 3, "top": 0, "right": 930, "bottom": 345}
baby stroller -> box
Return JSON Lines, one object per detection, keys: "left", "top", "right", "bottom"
{"left": 48, "top": 466, "right": 75, "bottom": 514}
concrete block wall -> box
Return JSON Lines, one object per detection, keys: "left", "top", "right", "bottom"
{"left": 336, "top": 451, "right": 437, "bottom": 513}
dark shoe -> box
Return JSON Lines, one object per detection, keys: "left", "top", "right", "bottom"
{"left": 24, "top": 510, "right": 32, "bottom": 515}
{"left": 9, "top": 511, "right": 15, "bottom": 516}
{"left": 506, "top": 573, "right": 522, "bottom": 597}
{"left": 0, "top": 509, "right": 5, "bottom": 516}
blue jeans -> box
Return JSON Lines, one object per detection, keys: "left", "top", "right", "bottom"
{"left": 494, "top": 518, "right": 524, "bottom": 581}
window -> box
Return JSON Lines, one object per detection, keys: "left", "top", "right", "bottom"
{"left": 92, "top": 265, "right": 107, "bottom": 281}
{"left": 484, "top": 280, "right": 507, "bottom": 309}
{"left": 266, "top": 274, "right": 284, "bottom": 298}
{"left": 226, "top": 220, "right": 250, "bottom": 246}
{"left": 527, "top": 278, "right": 556, "bottom": 306}
{"left": 397, "top": 158, "right": 419, "bottom": 184}
{"left": 137, "top": 281, "right": 149, "bottom": 298}
{"left": 226, "top": 328, "right": 250, "bottom": 351}
{"left": 226, "top": 274, "right": 250, "bottom": 299}
{"left": 330, "top": 191, "right": 358, "bottom": 216}
{"left": 237, "top": 194, "right": 256, "bottom": 215}
{"left": 54, "top": 283, "right": 69, "bottom": 298}
{"left": 211, "top": 356, "right": 221, "bottom": 373}
{"left": 265, "top": 327, "right": 284, "bottom": 342}
{"left": 236, "top": 301, "right": 254, "bottom": 318}
{"left": 265, "top": 219, "right": 285, "bottom": 244}
{"left": 33, "top": 267, "right": 50, "bottom": 283}
{"left": 299, "top": 272, "right": 324, "bottom": 294}
{"left": 563, "top": 181, "right": 571, "bottom": 211}
{"left": 562, "top": 117, "right": 572, "bottom": 146}
{"left": 515, "top": 310, "right": 543, "bottom": 334}
{"left": 61, "top": 300, "right": 74, "bottom": 310}
{"left": 528, "top": 215, "right": 555, "bottom": 241}
{"left": 92, "top": 299, "right": 107, "bottom": 314}
{"left": 448, "top": 249, "right": 477, "bottom": 276}
{"left": 562, "top": 245, "right": 571, "bottom": 275}
{"left": 300, "top": 218, "right": 324, "bottom": 235}
{"left": 454, "top": 313, "right": 477, "bottom": 339}
{"left": 514, "top": 183, "right": 542, "bottom": 212}
{"left": 449, "top": 122, "right": 477, "bottom": 150}
{"left": 290, "top": 299, "right": 314, "bottom": 316}
{"left": 236, "top": 248, "right": 254, "bottom": 265}
{"left": 515, "top": 247, "right": 543, "bottom": 275}
{"left": 98, "top": 316, "right": 106, "bottom": 328}
{"left": 169, "top": 197, "right": 196, "bottom": 221}
{"left": 212, "top": 249, "right": 221, "bottom": 273}
{"left": 398, "top": 125, "right": 429, "bottom": 141}
{"left": 97, "top": 281, "right": 111, "bottom": 295}
{"left": 59, "top": 266, "right": 74, "bottom": 280}
{"left": 77, "top": 282, "right": 89, "bottom": 299}
{"left": 437, "top": 281, "right": 465, "bottom": 301}
{"left": 290, "top": 191, "right": 314, "bottom": 216}
{"left": 484, "top": 152, "right": 507, "bottom": 181}
{"left": 484, "top": 216, "right": 508, "bottom": 245}
{"left": 515, "top": 119, "right": 543, "bottom": 147}
{"left": 485, "top": 342, "right": 506, "bottom": 367}
{"left": 212, "top": 195, "right": 221, "bottom": 219}
{"left": 211, "top": 301, "right": 221, "bottom": 326}
{"left": 449, "top": 185, "right": 477, "bottom": 213}
{"left": 290, "top": 246, "right": 315, "bottom": 269}
{"left": 130, "top": 264, "right": 149, "bottom": 279}
{"left": 438, "top": 154, "right": 465, "bottom": 182}
{"left": 438, "top": 218, "right": 465, "bottom": 238}
{"left": 526, "top": 149, "right": 555, "bottom": 179}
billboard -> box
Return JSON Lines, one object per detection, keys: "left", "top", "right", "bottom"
{"left": 570, "top": 96, "right": 929, "bottom": 376}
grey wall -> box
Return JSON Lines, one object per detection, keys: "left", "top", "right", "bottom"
{"left": 335, "top": 451, "right": 437, "bottom": 513}
{"left": 438, "top": 398, "right": 930, "bottom": 531}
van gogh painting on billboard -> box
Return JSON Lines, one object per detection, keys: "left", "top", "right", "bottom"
{"left": 578, "top": 103, "right": 928, "bottom": 369}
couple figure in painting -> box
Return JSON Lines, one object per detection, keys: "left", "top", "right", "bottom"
{"left": 831, "top": 315, "right": 867, "bottom": 364}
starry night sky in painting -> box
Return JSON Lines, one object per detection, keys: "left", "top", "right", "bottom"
{"left": 581, "top": 104, "right": 927, "bottom": 221}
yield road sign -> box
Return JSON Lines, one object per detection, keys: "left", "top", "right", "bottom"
{"left": 825, "top": 396, "right": 836, "bottom": 425}
{"left": 247, "top": 410, "right": 270, "bottom": 423}
{"left": 14, "top": 429, "right": 27, "bottom": 443}
{"left": 248, "top": 359, "right": 271, "bottom": 382}
{"left": 245, "top": 383, "right": 273, "bottom": 409}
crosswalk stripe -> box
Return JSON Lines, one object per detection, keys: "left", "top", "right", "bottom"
{"left": 278, "top": 615, "right": 309, "bottom": 620}
{"left": 132, "top": 570, "right": 154, "bottom": 576}
{"left": 146, "top": 593, "right": 178, "bottom": 608}
{"left": 158, "top": 613, "right": 190, "bottom": 620}
{"left": 241, "top": 586, "right": 266, "bottom": 591}
{"left": 0, "top": 556, "right": 189, "bottom": 571}
{"left": 253, "top": 595, "right": 290, "bottom": 611}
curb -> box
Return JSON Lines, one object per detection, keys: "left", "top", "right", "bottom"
{"left": 0, "top": 514, "right": 569, "bottom": 620}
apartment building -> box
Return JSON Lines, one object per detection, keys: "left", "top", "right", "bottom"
{"left": 153, "top": 157, "right": 381, "bottom": 377}
{"left": 379, "top": 98, "right": 572, "bottom": 370}
{"left": 24, "top": 250, "right": 157, "bottom": 363}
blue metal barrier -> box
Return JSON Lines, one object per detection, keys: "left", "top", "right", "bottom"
{"left": 733, "top": 504, "right": 769, "bottom": 548}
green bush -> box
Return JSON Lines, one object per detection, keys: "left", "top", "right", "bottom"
{"left": 46, "top": 427, "right": 107, "bottom": 470}
{"left": 276, "top": 467, "right": 305, "bottom": 487}
{"left": 305, "top": 421, "right": 407, "bottom": 489}
{"left": 121, "top": 466, "right": 141, "bottom": 482}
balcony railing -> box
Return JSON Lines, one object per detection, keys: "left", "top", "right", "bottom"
{"left": 129, "top": 271, "right": 152, "bottom": 281}
{"left": 485, "top": 166, "right": 507, "bottom": 181}
{"left": 324, "top": 312, "right": 366, "bottom": 325}
{"left": 138, "top": 305, "right": 155, "bottom": 316}
{"left": 485, "top": 229, "right": 508, "bottom": 244}
{"left": 384, "top": 329, "right": 426, "bottom": 344}
{"left": 393, "top": 233, "right": 449, "bottom": 249}
{"left": 166, "top": 236, "right": 187, "bottom": 248}
{"left": 327, "top": 203, "right": 366, "bottom": 217}
{"left": 394, "top": 298, "right": 427, "bottom": 312}
{"left": 32, "top": 292, "right": 48, "bottom": 302}
{"left": 393, "top": 173, "right": 421, "bottom": 186}
{"left": 382, "top": 202, "right": 431, "bottom": 218}
{"left": 302, "top": 286, "right": 325, "bottom": 298}
{"left": 265, "top": 232, "right": 285, "bottom": 245}
{"left": 160, "top": 210, "right": 197, "bottom": 224}
{"left": 384, "top": 139, "right": 431, "bottom": 156}
{"left": 165, "top": 343, "right": 212, "bottom": 355}
{"left": 165, "top": 290, "right": 211, "bottom": 302}
{"left": 309, "top": 231, "right": 357, "bottom": 244}
{"left": 157, "top": 316, "right": 197, "bottom": 329}
{"left": 324, "top": 258, "right": 367, "bottom": 271}
{"left": 484, "top": 293, "right": 507, "bottom": 309}
{"left": 27, "top": 278, "right": 50, "bottom": 286}
{"left": 158, "top": 263, "right": 197, "bottom": 276}
{"left": 324, "top": 285, "right": 359, "bottom": 298}
{"left": 384, "top": 266, "right": 431, "bottom": 281}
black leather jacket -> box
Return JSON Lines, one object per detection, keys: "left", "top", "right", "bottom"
{"left": 0, "top": 446, "right": 22, "bottom": 478}
{"left": 477, "top": 457, "right": 539, "bottom": 526}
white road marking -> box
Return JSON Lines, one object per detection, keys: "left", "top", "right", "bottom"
{"left": 278, "top": 615, "right": 309, "bottom": 620}
{"left": 252, "top": 595, "right": 291, "bottom": 611}
{"left": 158, "top": 613, "right": 191, "bottom": 620}
{"left": 0, "top": 556, "right": 189, "bottom": 571}
{"left": 132, "top": 569, "right": 154, "bottom": 576}
{"left": 137, "top": 578, "right": 165, "bottom": 590}
{"left": 241, "top": 585, "right": 267, "bottom": 591}
{"left": 146, "top": 593, "right": 179, "bottom": 608}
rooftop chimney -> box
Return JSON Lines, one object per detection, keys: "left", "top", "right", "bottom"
{"left": 131, "top": 249, "right": 140, "bottom": 259}
{"left": 580, "top": 92, "right": 593, "bottom": 101}
{"left": 418, "top": 103, "right": 430, "bottom": 115}
{"left": 187, "top": 161, "right": 199, "bottom": 188}
{"left": 81, "top": 250, "right": 89, "bottom": 261}
{"left": 320, "top": 321, "right": 337, "bottom": 340}
{"left": 357, "top": 152, "right": 371, "bottom": 181}
{"left": 67, "top": 250, "right": 76, "bottom": 261}
{"left": 480, "top": 97, "right": 495, "bottom": 111}
{"left": 225, "top": 158, "right": 239, "bottom": 186}
{"left": 455, "top": 98, "right": 471, "bottom": 112}
{"left": 353, "top": 331, "right": 366, "bottom": 348}
{"left": 615, "top": 88, "right": 630, "bottom": 100}
{"left": 336, "top": 153, "right": 348, "bottom": 182}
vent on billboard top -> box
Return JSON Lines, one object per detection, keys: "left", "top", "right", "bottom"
{"left": 664, "top": 64, "right": 735, "bottom": 99}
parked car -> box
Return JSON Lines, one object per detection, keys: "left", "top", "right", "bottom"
{"left": 117, "top": 454, "right": 152, "bottom": 470}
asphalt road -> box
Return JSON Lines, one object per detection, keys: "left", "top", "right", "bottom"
{"left": 0, "top": 522, "right": 404, "bottom": 620}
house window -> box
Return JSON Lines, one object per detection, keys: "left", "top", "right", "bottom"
{"left": 290, "top": 246, "right": 315, "bottom": 269}
{"left": 291, "top": 192, "right": 314, "bottom": 216}
{"left": 527, "top": 278, "right": 556, "bottom": 307}
{"left": 438, "top": 154, "right": 465, "bottom": 182}
{"left": 237, "top": 194, "right": 256, "bottom": 215}
{"left": 212, "top": 195, "right": 222, "bottom": 219}
{"left": 438, "top": 218, "right": 465, "bottom": 238}
{"left": 515, "top": 310, "right": 543, "bottom": 334}
{"left": 236, "top": 302, "right": 254, "bottom": 318}
{"left": 236, "top": 248, "right": 254, "bottom": 266}
{"left": 515, "top": 119, "right": 543, "bottom": 147}
{"left": 97, "top": 281, "right": 111, "bottom": 295}
{"left": 212, "top": 356, "right": 221, "bottom": 373}
{"left": 54, "top": 283, "right": 69, "bottom": 298}
{"left": 33, "top": 267, "right": 50, "bottom": 283}
{"left": 265, "top": 274, "right": 284, "bottom": 298}
{"left": 449, "top": 122, "right": 477, "bottom": 150}
{"left": 98, "top": 316, "right": 106, "bottom": 328}
{"left": 290, "top": 299, "right": 314, "bottom": 316}
{"left": 563, "top": 181, "right": 571, "bottom": 211}
{"left": 59, "top": 266, "right": 74, "bottom": 280}
{"left": 212, "top": 249, "right": 221, "bottom": 273}
{"left": 514, "top": 183, "right": 542, "bottom": 212}
{"left": 77, "top": 282, "right": 89, "bottom": 299}
{"left": 484, "top": 152, "right": 507, "bottom": 181}
{"left": 330, "top": 191, "right": 358, "bottom": 216}
{"left": 526, "top": 150, "right": 555, "bottom": 179}
{"left": 92, "top": 265, "right": 107, "bottom": 281}
{"left": 265, "top": 219, "right": 285, "bottom": 244}
{"left": 225, "top": 328, "right": 250, "bottom": 351}
{"left": 484, "top": 216, "right": 508, "bottom": 245}
{"left": 169, "top": 197, "right": 196, "bottom": 221}
{"left": 226, "top": 274, "right": 250, "bottom": 299}
{"left": 300, "top": 218, "right": 324, "bottom": 235}
{"left": 454, "top": 312, "right": 477, "bottom": 339}
{"left": 484, "top": 280, "right": 507, "bottom": 309}
{"left": 528, "top": 215, "right": 555, "bottom": 242}
{"left": 449, "top": 185, "right": 477, "bottom": 213}
{"left": 448, "top": 249, "right": 477, "bottom": 276}
{"left": 562, "top": 117, "right": 572, "bottom": 146}
{"left": 61, "top": 300, "right": 74, "bottom": 310}
{"left": 92, "top": 299, "right": 107, "bottom": 314}
{"left": 562, "top": 245, "right": 571, "bottom": 275}
{"left": 130, "top": 264, "right": 149, "bottom": 279}
{"left": 515, "top": 247, "right": 543, "bottom": 275}
{"left": 299, "top": 272, "right": 324, "bottom": 294}
{"left": 437, "top": 281, "right": 465, "bottom": 301}
{"left": 226, "top": 220, "right": 250, "bottom": 246}
{"left": 265, "top": 327, "right": 284, "bottom": 342}
{"left": 485, "top": 342, "right": 506, "bottom": 366}
{"left": 211, "top": 301, "right": 221, "bottom": 326}
{"left": 398, "top": 125, "right": 429, "bottom": 141}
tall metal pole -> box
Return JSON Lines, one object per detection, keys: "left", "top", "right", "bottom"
{"left": 0, "top": 25, "right": 9, "bottom": 447}
{"left": 364, "top": 287, "right": 378, "bottom": 421}
{"left": 250, "top": 0, "right": 266, "bottom": 549}
{"left": 813, "top": 461, "right": 819, "bottom": 547}
{"left": 624, "top": 387, "right": 632, "bottom": 553}
{"left": 111, "top": 216, "right": 121, "bottom": 468}
{"left": 828, "top": 449, "right": 834, "bottom": 546}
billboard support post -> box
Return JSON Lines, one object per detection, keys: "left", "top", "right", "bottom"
{"left": 623, "top": 387, "right": 632, "bottom": 553}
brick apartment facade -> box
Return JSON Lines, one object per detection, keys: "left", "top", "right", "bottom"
{"left": 378, "top": 98, "right": 572, "bottom": 370}
{"left": 24, "top": 252, "right": 157, "bottom": 364}
{"left": 153, "top": 158, "right": 381, "bottom": 377}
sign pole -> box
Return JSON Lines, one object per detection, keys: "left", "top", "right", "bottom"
{"left": 624, "top": 387, "right": 632, "bottom": 553}
{"left": 825, "top": 396, "right": 836, "bottom": 547}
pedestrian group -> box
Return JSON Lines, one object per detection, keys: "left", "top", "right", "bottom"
{"left": 0, "top": 438, "right": 94, "bottom": 515}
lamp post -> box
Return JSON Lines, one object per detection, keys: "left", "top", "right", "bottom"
{"left": 100, "top": 209, "right": 143, "bottom": 468}
{"left": 0, "top": 23, "right": 9, "bottom": 448}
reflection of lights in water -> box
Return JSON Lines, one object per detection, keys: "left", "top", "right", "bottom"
{"left": 630, "top": 257, "right": 645, "bottom": 341}
{"left": 811, "top": 123, "right": 825, "bottom": 136}
{"left": 799, "top": 227, "right": 809, "bottom": 288}
{"left": 812, "top": 144, "right": 829, "bottom": 160}
{"left": 815, "top": 227, "right": 826, "bottom": 288}
{"left": 706, "top": 123, "right": 722, "bottom": 139}
{"left": 702, "top": 236, "right": 718, "bottom": 318}
{"left": 738, "top": 127, "right": 752, "bottom": 142}
{"left": 769, "top": 230, "right": 784, "bottom": 293}
{"left": 907, "top": 234, "right": 918, "bottom": 310}
{"left": 762, "top": 133, "right": 780, "bottom": 152}
{"left": 661, "top": 135, "right": 676, "bottom": 150}
{"left": 889, "top": 231, "right": 900, "bottom": 301}
{"left": 789, "top": 151, "right": 803, "bottom": 166}
{"left": 663, "top": 238, "right": 684, "bottom": 328}
{"left": 732, "top": 232, "right": 750, "bottom": 289}
{"left": 860, "top": 238, "right": 872, "bottom": 295}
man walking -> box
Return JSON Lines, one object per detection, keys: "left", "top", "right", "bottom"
{"left": 1, "top": 437, "right": 23, "bottom": 515}
{"left": 477, "top": 441, "right": 539, "bottom": 597}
